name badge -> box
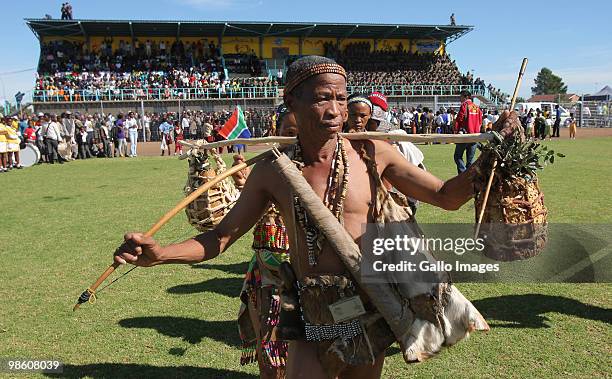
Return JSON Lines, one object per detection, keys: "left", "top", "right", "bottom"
{"left": 328, "top": 296, "right": 366, "bottom": 323}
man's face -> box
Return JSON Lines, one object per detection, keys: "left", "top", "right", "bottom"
{"left": 347, "top": 102, "right": 372, "bottom": 132}
{"left": 286, "top": 73, "right": 348, "bottom": 141}
{"left": 279, "top": 113, "right": 298, "bottom": 137}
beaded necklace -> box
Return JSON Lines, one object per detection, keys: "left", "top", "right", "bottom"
{"left": 292, "top": 136, "right": 349, "bottom": 266}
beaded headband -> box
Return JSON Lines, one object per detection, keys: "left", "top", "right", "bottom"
{"left": 347, "top": 96, "right": 373, "bottom": 111}
{"left": 284, "top": 63, "right": 347, "bottom": 95}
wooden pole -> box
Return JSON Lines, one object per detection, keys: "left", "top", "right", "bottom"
{"left": 474, "top": 58, "right": 528, "bottom": 239}
{"left": 73, "top": 150, "right": 273, "bottom": 310}
{"left": 179, "top": 132, "right": 495, "bottom": 152}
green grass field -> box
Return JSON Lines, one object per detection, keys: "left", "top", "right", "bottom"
{"left": 1, "top": 137, "right": 610, "bottom": 378}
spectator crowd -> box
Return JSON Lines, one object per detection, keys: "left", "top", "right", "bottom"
{"left": 35, "top": 38, "right": 507, "bottom": 103}
{"left": 1, "top": 108, "right": 277, "bottom": 169}
{"left": 35, "top": 39, "right": 279, "bottom": 101}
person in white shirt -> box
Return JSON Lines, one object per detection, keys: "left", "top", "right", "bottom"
{"left": 125, "top": 112, "right": 139, "bottom": 157}
{"left": 400, "top": 108, "right": 412, "bottom": 130}
{"left": 181, "top": 113, "right": 191, "bottom": 139}
{"left": 387, "top": 128, "right": 426, "bottom": 215}
{"left": 142, "top": 113, "right": 151, "bottom": 141}
{"left": 481, "top": 111, "right": 492, "bottom": 132}
{"left": 84, "top": 114, "right": 95, "bottom": 148}
{"left": 46, "top": 115, "right": 65, "bottom": 164}
{"left": 99, "top": 120, "right": 111, "bottom": 158}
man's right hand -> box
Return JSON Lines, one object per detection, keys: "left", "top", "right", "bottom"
{"left": 114, "top": 232, "right": 164, "bottom": 267}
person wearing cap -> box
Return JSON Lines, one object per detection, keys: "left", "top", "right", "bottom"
{"left": 369, "top": 93, "right": 428, "bottom": 214}
{"left": 344, "top": 93, "right": 372, "bottom": 133}
{"left": 366, "top": 92, "right": 391, "bottom": 132}
{"left": 35, "top": 113, "right": 48, "bottom": 163}
{"left": 62, "top": 111, "right": 76, "bottom": 150}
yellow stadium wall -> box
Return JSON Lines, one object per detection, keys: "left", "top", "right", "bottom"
{"left": 302, "top": 37, "right": 337, "bottom": 56}
{"left": 222, "top": 37, "right": 259, "bottom": 55}
{"left": 262, "top": 37, "right": 299, "bottom": 58}
{"left": 339, "top": 38, "right": 373, "bottom": 50}
{"left": 376, "top": 38, "right": 410, "bottom": 52}
{"left": 92, "top": 36, "right": 133, "bottom": 52}
{"left": 89, "top": 36, "right": 134, "bottom": 53}
{"left": 177, "top": 36, "right": 217, "bottom": 46}
{"left": 42, "top": 36, "right": 85, "bottom": 44}
{"left": 42, "top": 34, "right": 445, "bottom": 57}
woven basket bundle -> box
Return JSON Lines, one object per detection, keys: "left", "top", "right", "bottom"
{"left": 184, "top": 144, "right": 240, "bottom": 231}
{"left": 475, "top": 160, "right": 548, "bottom": 261}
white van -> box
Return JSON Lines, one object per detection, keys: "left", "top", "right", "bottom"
{"left": 515, "top": 102, "right": 571, "bottom": 124}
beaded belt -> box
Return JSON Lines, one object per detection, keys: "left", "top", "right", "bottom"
{"left": 304, "top": 319, "right": 363, "bottom": 342}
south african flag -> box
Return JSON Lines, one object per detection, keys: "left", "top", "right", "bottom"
{"left": 219, "top": 106, "right": 251, "bottom": 140}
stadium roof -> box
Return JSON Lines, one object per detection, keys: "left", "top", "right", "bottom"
{"left": 25, "top": 19, "right": 473, "bottom": 44}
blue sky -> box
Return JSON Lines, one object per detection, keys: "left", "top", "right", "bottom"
{"left": 1, "top": 0, "right": 611, "bottom": 103}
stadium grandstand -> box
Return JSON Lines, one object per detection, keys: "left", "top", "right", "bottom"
{"left": 26, "top": 18, "right": 506, "bottom": 114}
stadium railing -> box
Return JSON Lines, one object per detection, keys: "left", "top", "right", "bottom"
{"left": 32, "top": 84, "right": 492, "bottom": 103}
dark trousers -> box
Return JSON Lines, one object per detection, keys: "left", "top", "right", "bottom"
{"left": 454, "top": 143, "right": 477, "bottom": 174}
{"left": 553, "top": 120, "right": 561, "bottom": 137}
{"left": 46, "top": 139, "right": 60, "bottom": 163}
{"left": 37, "top": 140, "right": 47, "bottom": 162}
{"left": 86, "top": 131, "right": 94, "bottom": 148}
{"left": 78, "top": 142, "right": 93, "bottom": 159}
{"left": 102, "top": 139, "right": 111, "bottom": 157}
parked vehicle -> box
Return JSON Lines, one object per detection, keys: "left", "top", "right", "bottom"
{"left": 515, "top": 102, "right": 571, "bottom": 124}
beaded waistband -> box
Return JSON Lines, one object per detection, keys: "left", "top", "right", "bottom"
{"left": 304, "top": 319, "right": 363, "bottom": 342}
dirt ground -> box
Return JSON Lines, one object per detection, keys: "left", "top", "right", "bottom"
{"left": 134, "top": 128, "right": 612, "bottom": 157}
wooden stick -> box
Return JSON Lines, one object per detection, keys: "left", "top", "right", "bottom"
{"left": 510, "top": 58, "right": 529, "bottom": 110}
{"left": 474, "top": 58, "right": 528, "bottom": 239}
{"left": 180, "top": 132, "right": 495, "bottom": 151}
{"left": 73, "top": 150, "right": 273, "bottom": 310}
{"left": 473, "top": 160, "right": 497, "bottom": 239}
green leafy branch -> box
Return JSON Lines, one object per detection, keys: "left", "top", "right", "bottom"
{"left": 480, "top": 131, "right": 565, "bottom": 182}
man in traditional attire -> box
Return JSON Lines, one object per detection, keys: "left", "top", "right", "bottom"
{"left": 233, "top": 105, "right": 298, "bottom": 378}
{"left": 115, "top": 56, "right": 518, "bottom": 379}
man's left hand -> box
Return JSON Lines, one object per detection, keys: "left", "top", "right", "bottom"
{"left": 492, "top": 110, "right": 523, "bottom": 141}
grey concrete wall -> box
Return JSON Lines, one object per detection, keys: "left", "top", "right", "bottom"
{"left": 33, "top": 98, "right": 280, "bottom": 115}
{"left": 33, "top": 95, "right": 476, "bottom": 115}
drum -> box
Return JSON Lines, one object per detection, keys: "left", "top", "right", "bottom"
{"left": 20, "top": 143, "right": 41, "bottom": 167}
